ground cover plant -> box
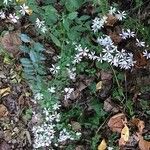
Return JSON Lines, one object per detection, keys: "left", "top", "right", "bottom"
{"left": 0, "top": 0, "right": 150, "bottom": 149}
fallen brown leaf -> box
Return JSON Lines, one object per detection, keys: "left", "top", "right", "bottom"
{"left": 103, "top": 97, "right": 119, "bottom": 113}
{"left": 0, "top": 104, "right": 8, "bottom": 117}
{"left": 109, "top": 31, "right": 122, "bottom": 44}
{"left": 136, "top": 133, "right": 150, "bottom": 150}
{"left": 0, "top": 31, "right": 21, "bottom": 56}
{"left": 131, "top": 118, "right": 145, "bottom": 134}
{"left": 108, "top": 113, "right": 127, "bottom": 133}
{"left": 106, "top": 14, "right": 118, "bottom": 26}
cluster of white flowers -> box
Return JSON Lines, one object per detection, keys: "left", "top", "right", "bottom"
{"left": 67, "top": 67, "right": 76, "bottom": 80}
{"left": 90, "top": 7, "right": 150, "bottom": 70}
{"left": 58, "top": 128, "right": 81, "bottom": 143}
{"left": 91, "top": 16, "right": 107, "bottom": 32}
{"left": 36, "top": 18, "right": 47, "bottom": 33}
{"left": 97, "top": 35, "right": 135, "bottom": 69}
{"left": 72, "top": 44, "right": 99, "bottom": 64}
{"left": 64, "top": 87, "right": 74, "bottom": 100}
{"left": 32, "top": 101, "right": 81, "bottom": 149}
{"left": 32, "top": 104, "right": 60, "bottom": 149}
{"left": 1, "top": 2, "right": 32, "bottom": 23}
{"left": 120, "top": 29, "right": 135, "bottom": 39}
{"left": 0, "top": 9, "right": 19, "bottom": 23}
{"left": 91, "top": 7, "right": 126, "bottom": 32}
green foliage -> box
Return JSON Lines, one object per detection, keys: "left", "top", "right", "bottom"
{"left": 19, "top": 34, "right": 46, "bottom": 92}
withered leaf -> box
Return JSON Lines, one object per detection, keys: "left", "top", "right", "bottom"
{"left": 0, "top": 31, "right": 22, "bottom": 55}
{"left": 108, "top": 113, "right": 127, "bottom": 133}
{"left": 96, "top": 81, "right": 103, "bottom": 91}
{"left": 121, "top": 124, "right": 129, "bottom": 142}
{"left": 0, "top": 104, "right": 8, "bottom": 118}
{"left": 136, "top": 133, "right": 150, "bottom": 150}
{"left": 109, "top": 31, "right": 122, "bottom": 44}
{"left": 106, "top": 14, "right": 118, "bottom": 26}
{"left": 103, "top": 97, "right": 119, "bottom": 113}
{"left": 71, "top": 121, "right": 81, "bottom": 131}
{"left": 98, "top": 139, "right": 107, "bottom": 150}
{"left": 131, "top": 118, "right": 145, "bottom": 134}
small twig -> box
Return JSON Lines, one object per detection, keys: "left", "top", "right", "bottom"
{"left": 124, "top": 71, "right": 128, "bottom": 102}
{"left": 110, "top": 65, "right": 120, "bottom": 88}
{"left": 96, "top": 112, "right": 112, "bottom": 134}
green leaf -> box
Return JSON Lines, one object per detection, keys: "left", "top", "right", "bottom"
{"left": 20, "top": 58, "right": 32, "bottom": 65}
{"left": 79, "top": 15, "right": 90, "bottom": 21}
{"left": 43, "top": 5, "right": 58, "bottom": 25}
{"left": 29, "top": 51, "right": 37, "bottom": 63}
{"left": 50, "top": 34, "right": 61, "bottom": 47}
{"left": 19, "top": 45, "right": 29, "bottom": 53}
{"left": 63, "top": 18, "right": 70, "bottom": 31}
{"left": 67, "top": 12, "right": 78, "bottom": 20}
{"left": 65, "top": 0, "right": 84, "bottom": 12}
{"left": 19, "top": 34, "right": 31, "bottom": 43}
{"left": 33, "top": 42, "right": 45, "bottom": 52}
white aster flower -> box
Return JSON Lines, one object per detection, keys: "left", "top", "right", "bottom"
{"left": 109, "top": 6, "right": 116, "bottom": 15}
{"left": 73, "top": 54, "right": 82, "bottom": 64}
{"left": 41, "top": 26, "right": 47, "bottom": 33}
{"left": 34, "top": 93, "right": 44, "bottom": 100}
{"left": 115, "top": 11, "right": 126, "bottom": 21}
{"left": 78, "top": 47, "right": 89, "bottom": 57}
{"left": 88, "top": 51, "right": 97, "bottom": 60}
{"left": 48, "top": 87, "right": 56, "bottom": 93}
{"left": 126, "top": 29, "right": 135, "bottom": 38}
{"left": 143, "top": 50, "right": 150, "bottom": 59}
{"left": 75, "top": 44, "right": 82, "bottom": 52}
{"left": 19, "top": 4, "right": 29, "bottom": 15}
{"left": 96, "top": 53, "right": 103, "bottom": 63}
{"left": 136, "top": 39, "right": 145, "bottom": 47}
{"left": 50, "top": 64, "right": 60, "bottom": 74}
{"left": 111, "top": 56, "right": 119, "bottom": 67}
{"left": 9, "top": 13, "right": 19, "bottom": 23}
{"left": 52, "top": 103, "right": 61, "bottom": 111}
{"left": 0, "top": 11, "right": 6, "bottom": 19}
{"left": 120, "top": 29, "right": 129, "bottom": 39}
{"left": 36, "top": 18, "right": 45, "bottom": 28}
